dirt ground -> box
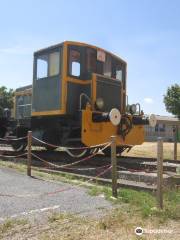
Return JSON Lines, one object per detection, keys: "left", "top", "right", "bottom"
{"left": 0, "top": 209, "right": 179, "bottom": 240}
{"left": 123, "top": 142, "right": 180, "bottom": 160}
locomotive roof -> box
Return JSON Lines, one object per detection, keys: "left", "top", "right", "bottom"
{"left": 34, "top": 41, "right": 126, "bottom": 64}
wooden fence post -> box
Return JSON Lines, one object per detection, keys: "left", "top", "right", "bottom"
{"left": 157, "top": 137, "right": 163, "bottom": 209}
{"left": 173, "top": 126, "right": 178, "bottom": 161}
{"left": 111, "top": 136, "right": 117, "bottom": 198}
{"left": 27, "top": 131, "right": 32, "bottom": 177}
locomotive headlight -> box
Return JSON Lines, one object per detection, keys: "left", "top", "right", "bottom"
{"left": 130, "top": 104, "right": 137, "bottom": 114}
{"left": 95, "top": 98, "right": 104, "bottom": 110}
{"left": 109, "top": 108, "right": 121, "bottom": 126}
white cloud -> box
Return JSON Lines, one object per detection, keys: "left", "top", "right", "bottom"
{"left": 144, "top": 97, "right": 154, "bottom": 104}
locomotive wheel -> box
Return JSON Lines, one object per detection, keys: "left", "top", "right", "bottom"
{"left": 103, "top": 147, "right": 111, "bottom": 157}
{"left": 42, "top": 128, "right": 61, "bottom": 151}
{"left": 11, "top": 141, "right": 27, "bottom": 152}
{"left": 0, "top": 127, "right": 7, "bottom": 138}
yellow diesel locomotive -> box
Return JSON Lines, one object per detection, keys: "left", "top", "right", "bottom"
{"left": 2, "top": 41, "right": 154, "bottom": 155}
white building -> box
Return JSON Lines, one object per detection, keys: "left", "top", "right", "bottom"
{"left": 145, "top": 115, "right": 180, "bottom": 142}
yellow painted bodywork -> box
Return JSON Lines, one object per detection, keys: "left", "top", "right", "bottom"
{"left": 31, "top": 109, "right": 65, "bottom": 116}
{"left": 81, "top": 106, "right": 145, "bottom": 146}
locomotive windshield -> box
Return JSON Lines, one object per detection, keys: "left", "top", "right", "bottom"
{"left": 86, "top": 48, "right": 125, "bottom": 82}
{"left": 67, "top": 45, "right": 125, "bottom": 84}
{"left": 69, "top": 49, "right": 81, "bottom": 77}
{"left": 36, "top": 49, "right": 60, "bottom": 79}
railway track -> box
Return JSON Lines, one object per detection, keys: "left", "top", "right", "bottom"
{"left": 0, "top": 146, "right": 179, "bottom": 171}
{"left": 0, "top": 145, "right": 179, "bottom": 191}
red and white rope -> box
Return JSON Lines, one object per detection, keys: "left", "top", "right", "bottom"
{"left": 0, "top": 165, "right": 112, "bottom": 198}
{"left": 32, "top": 136, "right": 110, "bottom": 150}
{"left": 0, "top": 136, "right": 27, "bottom": 142}
{"left": 31, "top": 143, "right": 111, "bottom": 169}
{"left": 0, "top": 153, "right": 27, "bottom": 158}
{"left": 34, "top": 163, "right": 111, "bottom": 172}
{"left": 46, "top": 165, "right": 112, "bottom": 196}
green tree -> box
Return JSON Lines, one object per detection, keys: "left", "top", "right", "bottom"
{"left": 0, "top": 86, "right": 14, "bottom": 117}
{"left": 164, "top": 84, "right": 180, "bottom": 119}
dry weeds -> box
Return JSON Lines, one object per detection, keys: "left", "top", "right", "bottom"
{"left": 123, "top": 142, "right": 180, "bottom": 160}
{"left": 0, "top": 210, "right": 179, "bottom": 240}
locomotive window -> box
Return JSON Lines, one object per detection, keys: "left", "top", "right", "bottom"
{"left": 104, "top": 54, "right": 112, "bottom": 77}
{"left": 49, "top": 51, "right": 60, "bottom": 76}
{"left": 72, "top": 62, "right": 80, "bottom": 77}
{"left": 112, "top": 59, "right": 124, "bottom": 82}
{"left": 86, "top": 48, "right": 96, "bottom": 73}
{"left": 116, "top": 67, "right": 123, "bottom": 81}
{"left": 37, "top": 54, "right": 48, "bottom": 79}
{"left": 69, "top": 49, "right": 81, "bottom": 77}
{"left": 36, "top": 49, "right": 60, "bottom": 79}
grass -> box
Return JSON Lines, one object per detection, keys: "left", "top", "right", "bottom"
{"left": 123, "top": 142, "right": 180, "bottom": 160}
{"left": 88, "top": 185, "right": 180, "bottom": 221}
{"left": 0, "top": 160, "right": 27, "bottom": 172}
{"left": 48, "top": 212, "right": 76, "bottom": 223}
{"left": 0, "top": 218, "right": 28, "bottom": 236}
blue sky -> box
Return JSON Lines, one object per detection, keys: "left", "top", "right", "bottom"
{"left": 0, "top": 0, "right": 179, "bottom": 115}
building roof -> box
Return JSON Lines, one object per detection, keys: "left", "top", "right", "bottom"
{"left": 154, "top": 115, "right": 180, "bottom": 125}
